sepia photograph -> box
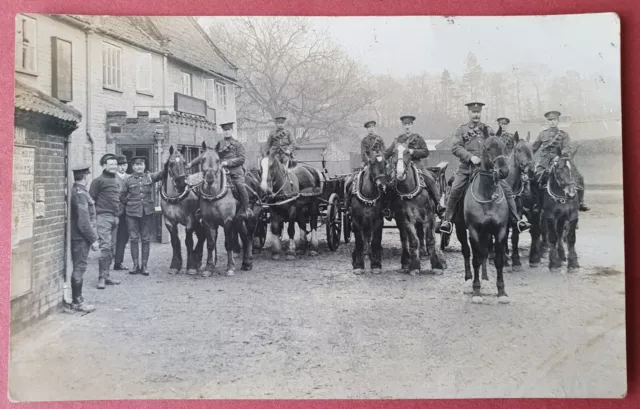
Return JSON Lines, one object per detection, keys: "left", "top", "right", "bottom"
{"left": 9, "top": 13, "right": 625, "bottom": 400}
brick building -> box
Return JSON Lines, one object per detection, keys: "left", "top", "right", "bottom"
{"left": 12, "top": 80, "right": 82, "bottom": 333}
{"left": 12, "top": 14, "right": 238, "bottom": 330}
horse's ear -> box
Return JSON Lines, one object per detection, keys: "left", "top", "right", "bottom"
{"left": 526, "top": 132, "right": 531, "bottom": 142}
{"left": 180, "top": 145, "right": 187, "bottom": 156}
{"left": 571, "top": 144, "right": 581, "bottom": 160}
{"left": 496, "top": 126, "right": 502, "bottom": 137}
{"left": 169, "top": 145, "right": 174, "bottom": 155}
{"left": 514, "top": 131, "right": 520, "bottom": 143}
{"left": 201, "top": 141, "right": 207, "bottom": 151}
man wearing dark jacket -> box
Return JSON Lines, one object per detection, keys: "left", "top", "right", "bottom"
{"left": 89, "top": 153, "right": 122, "bottom": 289}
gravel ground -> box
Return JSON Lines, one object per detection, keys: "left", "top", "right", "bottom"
{"left": 9, "top": 190, "right": 626, "bottom": 401}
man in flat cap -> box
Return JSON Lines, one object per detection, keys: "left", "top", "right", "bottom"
{"left": 439, "top": 102, "right": 531, "bottom": 235}
{"left": 533, "top": 111, "right": 589, "bottom": 211}
{"left": 68, "top": 164, "right": 99, "bottom": 313}
{"left": 266, "top": 115, "right": 296, "bottom": 167}
{"left": 89, "top": 153, "right": 122, "bottom": 289}
{"left": 360, "top": 120, "right": 386, "bottom": 167}
{"left": 496, "top": 117, "right": 515, "bottom": 156}
{"left": 113, "top": 155, "right": 130, "bottom": 271}
{"left": 383, "top": 115, "right": 442, "bottom": 217}
{"left": 120, "top": 156, "right": 165, "bottom": 276}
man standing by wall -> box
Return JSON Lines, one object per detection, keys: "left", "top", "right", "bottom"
{"left": 113, "top": 155, "right": 130, "bottom": 271}
{"left": 89, "top": 154, "right": 122, "bottom": 289}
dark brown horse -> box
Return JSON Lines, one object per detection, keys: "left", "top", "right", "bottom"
{"left": 388, "top": 143, "right": 446, "bottom": 275}
{"left": 454, "top": 135, "right": 511, "bottom": 304}
{"left": 160, "top": 146, "right": 207, "bottom": 275}
{"left": 345, "top": 154, "right": 388, "bottom": 274}
{"left": 541, "top": 150, "right": 581, "bottom": 271}
{"left": 259, "top": 151, "right": 325, "bottom": 260}
{"left": 195, "top": 141, "right": 253, "bottom": 276}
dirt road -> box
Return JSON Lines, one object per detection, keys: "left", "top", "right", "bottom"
{"left": 9, "top": 190, "right": 626, "bottom": 401}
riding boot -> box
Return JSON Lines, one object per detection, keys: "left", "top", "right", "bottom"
{"left": 506, "top": 191, "right": 530, "bottom": 233}
{"left": 129, "top": 241, "right": 140, "bottom": 275}
{"left": 423, "top": 175, "right": 445, "bottom": 216}
{"left": 69, "top": 279, "right": 95, "bottom": 313}
{"left": 97, "top": 258, "right": 108, "bottom": 289}
{"left": 141, "top": 242, "right": 150, "bottom": 276}
{"left": 578, "top": 189, "right": 590, "bottom": 212}
{"left": 439, "top": 201, "right": 456, "bottom": 235}
{"left": 236, "top": 182, "right": 253, "bottom": 219}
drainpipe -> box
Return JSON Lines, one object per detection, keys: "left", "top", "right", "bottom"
{"left": 86, "top": 28, "right": 95, "bottom": 174}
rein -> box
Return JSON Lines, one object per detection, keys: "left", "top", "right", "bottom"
{"left": 546, "top": 162, "right": 578, "bottom": 204}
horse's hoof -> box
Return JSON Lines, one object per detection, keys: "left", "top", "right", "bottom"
{"left": 512, "top": 265, "right": 524, "bottom": 272}
{"left": 498, "top": 295, "right": 510, "bottom": 304}
{"left": 186, "top": 269, "right": 198, "bottom": 275}
{"left": 371, "top": 268, "right": 382, "bottom": 275}
{"left": 482, "top": 275, "right": 489, "bottom": 281}
{"left": 272, "top": 254, "right": 281, "bottom": 261}
{"left": 241, "top": 264, "right": 252, "bottom": 271}
{"left": 431, "top": 268, "right": 444, "bottom": 276}
{"left": 201, "top": 270, "right": 213, "bottom": 278}
{"left": 286, "top": 254, "right": 296, "bottom": 261}
{"left": 168, "top": 268, "right": 180, "bottom": 275}
{"left": 567, "top": 264, "right": 580, "bottom": 272}
{"left": 226, "top": 270, "right": 235, "bottom": 277}
{"left": 309, "top": 250, "right": 318, "bottom": 257}
{"left": 529, "top": 262, "right": 539, "bottom": 268}
{"left": 409, "top": 269, "right": 420, "bottom": 276}
{"left": 471, "top": 296, "right": 483, "bottom": 304}
{"left": 353, "top": 269, "right": 364, "bottom": 275}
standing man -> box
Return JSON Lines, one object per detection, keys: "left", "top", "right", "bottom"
{"left": 120, "top": 156, "right": 164, "bottom": 276}
{"left": 439, "top": 102, "right": 531, "bottom": 235}
{"left": 68, "top": 164, "right": 99, "bottom": 313}
{"left": 496, "top": 117, "right": 515, "bottom": 155}
{"left": 266, "top": 115, "right": 296, "bottom": 167}
{"left": 113, "top": 155, "right": 130, "bottom": 271}
{"left": 383, "top": 115, "right": 442, "bottom": 215}
{"left": 360, "top": 120, "right": 386, "bottom": 167}
{"left": 89, "top": 153, "right": 122, "bottom": 289}
{"left": 532, "top": 111, "right": 590, "bottom": 211}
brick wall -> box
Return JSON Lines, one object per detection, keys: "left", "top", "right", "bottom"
{"left": 11, "top": 127, "right": 68, "bottom": 334}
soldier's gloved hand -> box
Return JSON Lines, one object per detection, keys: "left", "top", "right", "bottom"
{"left": 221, "top": 161, "right": 228, "bottom": 167}
{"left": 470, "top": 156, "right": 481, "bottom": 165}
{"left": 91, "top": 241, "right": 99, "bottom": 251}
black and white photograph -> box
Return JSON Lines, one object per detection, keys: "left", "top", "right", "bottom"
{"left": 9, "top": 13, "right": 625, "bottom": 400}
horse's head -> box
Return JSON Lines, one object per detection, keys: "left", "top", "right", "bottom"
{"left": 166, "top": 145, "right": 188, "bottom": 191}
{"left": 481, "top": 133, "right": 509, "bottom": 180}
{"left": 552, "top": 146, "right": 580, "bottom": 199}
{"left": 393, "top": 143, "right": 411, "bottom": 181}
{"left": 198, "top": 141, "right": 221, "bottom": 186}
{"left": 512, "top": 131, "right": 535, "bottom": 178}
{"left": 366, "top": 153, "right": 388, "bottom": 193}
{"left": 260, "top": 153, "right": 287, "bottom": 194}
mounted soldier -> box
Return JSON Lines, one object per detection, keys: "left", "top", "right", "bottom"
{"left": 532, "top": 110, "right": 590, "bottom": 212}
{"left": 496, "top": 117, "right": 515, "bottom": 155}
{"left": 383, "top": 115, "right": 442, "bottom": 218}
{"left": 360, "top": 120, "right": 386, "bottom": 167}
{"left": 266, "top": 115, "right": 296, "bottom": 167}
{"left": 439, "top": 102, "right": 531, "bottom": 235}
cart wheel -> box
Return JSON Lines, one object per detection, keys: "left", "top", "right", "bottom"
{"left": 343, "top": 209, "right": 351, "bottom": 243}
{"left": 326, "top": 193, "right": 342, "bottom": 251}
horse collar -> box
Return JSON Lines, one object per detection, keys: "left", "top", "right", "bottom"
{"left": 352, "top": 169, "right": 380, "bottom": 206}
{"left": 160, "top": 182, "right": 192, "bottom": 204}
{"left": 199, "top": 170, "right": 229, "bottom": 202}
{"left": 392, "top": 163, "right": 424, "bottom": 200}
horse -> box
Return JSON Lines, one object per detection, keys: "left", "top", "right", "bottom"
{"left": 259, "top": 149, "right": 325, "bottom": 260}
{"left": 487, "top": 130, "right": 539, "bottom": 270}
{"left": 388, "top": 143, "right": 446, "bottom": 275}
{"left": 345, "top": 154, "right": 388, "bottom": 274}
{"left": 159, "top": 145, "right": 207, "bottom": 275}
{"left": 453, "top": 134, "right": 511, "bottom": 304}
{"left": 540, "top": 149, "right": 581, "bottom": 271}
{"left": 194, "top": 141, "right": 253, "bottom": 276}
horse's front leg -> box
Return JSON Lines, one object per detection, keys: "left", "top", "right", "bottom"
{"left": 185, "top": 222, "right": 198, "bottom": 275}
{"left": 529, "top": 209, "right": 542, "bottom": 267}
{"left": 416, "top": 221, "right": 427, "bottom": 260}
{"left": 370, "top": 215, "right": 384, "bottom": 273}
{"left": 556, "top": 218, "right": 567, "bottom": 262}
{"left": 270, "top": 213, "right": 284, "bottom": 260}
{"left": 166, "top": 222, "right": 182, "bottom": 274}
{"left": 296, "top": 208, "right": 308, "bottom": 256}
{"left": 193, "top": 219, "right": 206, "bottom": 268}
{"left": 397, "top": 218, "right": 410, "bottom": 272}
{"left": 425, "top": 214, "right": 445, "bottom": 271}
{"left": 495, "top": 229, "right": 510, "bottom": 304}
{"left": 567, "top": 219, "right": 580, "bottom": 271}
{"left": 202, "top": 221, "right": 218, "bottom": 277}
{"left": 547, "top": 218, "right": 561, "bottom": 270}
{"left": 237, "top": 218, "right": 253, "bottom": 271}
{"left": 351, "top": 212, "right": 365, "bottom": 273}
{"left": 469, "top": 229, "right": 485, "bottom": 303}
{"left": 511, "top": 223, "right": 522, "bottom": 271}
{"left": 405, "top": 220, "right": 421, "bottom": 275}
{"left": 455, "top": 220, "right": 472, "bottom": 281}
{"left": 309, "top": 200, "right": 320, "bottom": 256}
{"left": 286, "top": 209, "right": 297, "bottom": 260}
{"left": 223, "top": 221, "right": 236, "bottom": 276}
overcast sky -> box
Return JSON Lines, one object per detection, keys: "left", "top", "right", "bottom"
{"left": 199, "top": 13, "right": 620, "bottom": 82}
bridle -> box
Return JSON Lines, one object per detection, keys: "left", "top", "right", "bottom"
{"left": 159, "top": 154, "right": 196, "bottom": 204}
{"left": 546, "top": 157, "right": 579, "bottom": 204}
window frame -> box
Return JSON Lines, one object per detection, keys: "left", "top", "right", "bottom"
{"left": 15, "top": 14, "right": 38, "bottom": 75}
{"left": 215, "top": 82, "right": 227, "bottom": 109}
{"left": 181, "top": 71, "right": 192, "bottom": 96}
{"left": 102, "top": 42, "right": 123, "bottom": 91}
{"left": 204, "top": 78, "right": 216, "bottom": 107}
{"left": 136, "top": 51, "right": 153, "bottom": 94}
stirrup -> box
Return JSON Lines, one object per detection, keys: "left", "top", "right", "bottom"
{"left": 579, "top": 204, "right": 590, "bottom": 212}
{"left": 439, "top": 221, "right": 453, "bottom": 235}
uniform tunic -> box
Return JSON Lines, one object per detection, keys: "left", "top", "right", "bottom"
{"left": 267, "top": 128, "right": 296, "bottom": 154}
{"left": 384, "top": 132, "right": 429, "bottom": 170}
{"left": 70, "top": 183, "right": 98, "bottom": 281}
{"left": 361, "top": 134, "right": 386, "bottom": 163}
{"left": 120, "top": 171, "right": 163, "bottom": 244}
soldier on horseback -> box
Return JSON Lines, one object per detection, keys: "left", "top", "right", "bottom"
{"left": 383, "top": 115, "right": 443, "bottom": 219}
{"left": 266, "top": 115, "right": 296, "bottom": 167}
{"left": 532, "top": 111, "right": 590, "bottom": 212}
{"left": 360, "top": 120, "right": 386, "bottom": 167}
{"left": 496, "top": 117, "right": 515, "bottom": 155}
{"left": 439, "top": 102, "right": 531, "bottom": 235}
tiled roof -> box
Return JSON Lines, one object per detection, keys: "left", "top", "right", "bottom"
{"left": 14, "top": 80, "right": 82, "bottom": 124}
{"left": 63, "top": 15, "right": 237, "bottom": 81}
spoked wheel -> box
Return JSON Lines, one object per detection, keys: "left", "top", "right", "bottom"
{"left": 326, "top": 193, "right": 342, "bottom": 251}
{"left": 343, "top": 208, "right": 352, "bottom": 244}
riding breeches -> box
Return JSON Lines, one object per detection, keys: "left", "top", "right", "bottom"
{"left": 419, "top": 170, "right": 441, "bottom": 209}
{"left": 228, "top": 172, "right": 251, "bottom": 211}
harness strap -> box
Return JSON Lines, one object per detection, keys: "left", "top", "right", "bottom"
{"left": 353, "top": 169, "right": 380, "bottom": 206}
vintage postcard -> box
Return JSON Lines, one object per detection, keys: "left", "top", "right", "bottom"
{"left": 9, "top": 13, "right": 624, "bottom": 400}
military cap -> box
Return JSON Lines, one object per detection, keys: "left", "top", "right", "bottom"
{"left": 400, "top": 115, "right": 416, "bottom": 123}
{"left": 130, "top": 156, "right": 147, "bottom": 164}
{"left": 116, "top": 155, "right": 128, "bottom": 165}
{"left": 364, "top": 120, "right": 377, "bottom": 128}
{"left": 496, "top": 117, "right": 510, "bottom": 124}
{"left": 71, "top": 163, "right": 91, "bottom": 173}
{"left": 465, "top": 102, "right": 485, "bottom": 112}
{"left": 100, "top": 153, "right": 117, "bottom": 165}
{"left": 544, "top": 111, "right": 562, "bottom": 119}
{"left": 274, "top": 116, "right": 287, "bottom": 122}
{"left": 220, "top": 122, "right": 235, "bottom": 131}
